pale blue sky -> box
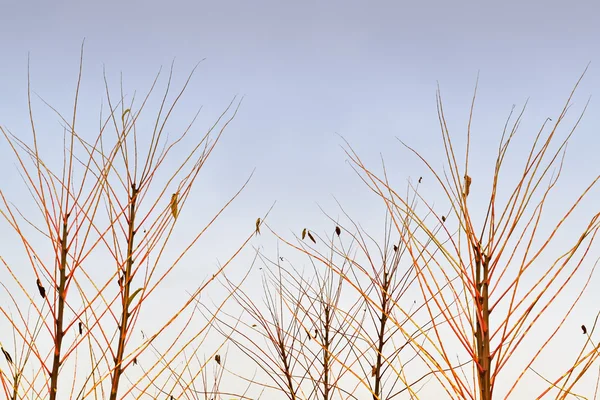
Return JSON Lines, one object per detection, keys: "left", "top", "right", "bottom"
{"left": 1, "top": 1, "right": 599, "bottom": 398}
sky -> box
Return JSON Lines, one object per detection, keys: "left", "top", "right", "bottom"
{"left": 1, "top": 1, "right": 599, "bottom": 398}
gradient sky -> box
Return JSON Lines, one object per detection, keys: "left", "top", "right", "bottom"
{"left": 1, "top": 1, "right": 599, "bottom": 398}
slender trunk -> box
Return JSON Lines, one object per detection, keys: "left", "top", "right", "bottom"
{"left": 49, "top": 217, "right": 69, "bottom": 400}
{"left": 109, "top": 184, "right": 138, "bottom": 400}
{"left": 278, "top": 333, "right": 297, "bottom": 400}
{"left": 322, "top": 306, "right": 331, "bottom": 400}
{"left": 475, "top": 248, "right": 491, "bottom": 400}
{"left": 373, "top": 272, "right": 389, "bottom": 400}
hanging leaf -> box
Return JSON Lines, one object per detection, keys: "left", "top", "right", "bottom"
{"left": 170, "top": 193, "right": 179, "bottom": 219}
{"left": 418, "top": 176, "right": 422, "bottom": 183}
{"left": 255, "top": 218, "right": 261, "bottom": 235}
{"left": 305, "top": 327, "right": 311, "bottom": 340}
{"left": 36, "top": 279, "right": 46, "bottom": 299}
{"left": 441, "top": 216, "right": 446, "bottom": 223}
{"left": 307, "top": 231, "right": 316, "bottom": 244}
{"left": 215, "top": 354, "right": 221, "bottom": 365}
{"left": 1, "top": 347, "right": 13, "bottom": 365}
{"left": 393, "top": 245, "right": 398, "bottom": 252}
{"left": 582, "top": 325, "right": 587, "bottom": 334}
{"left": 301, "top": 228, "right": 307, "bottom": 240}
{"left": 121, "top": 108, "right": 131, "bottom": 124}
{"left": 464, "top": 174, "right": 472, "bottom": 198}
{"left": 127, "top": 288, "right": 143, "bottom": 308}
{"left": 78, "top": 322, "right": 83, "bottom": 335}
{"left": 133, "top": 357, "right": 138, "bottom": 365}
{"left": 335, "top": 226, "right": 341, "bottom": 236}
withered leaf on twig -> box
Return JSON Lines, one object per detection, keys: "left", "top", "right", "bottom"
{"left": 255, "top": 218, "right": 261, "bottom": 235}
{"left": 78, "top": 322, "right": 83, "bottom": 335}
{"left": 441, "top": 216, "right": 446, "bottom": 223}
{"left": 393, "top": 245, "right": 398, "bottom": 252}
{"left": 133, "top": 357, "right": 138, "bottom": 365}
{"left": 215, "top": 354, "right": 221, "bottom": 365}
{"left": 335, "top": 226, "right": 341, "bottom": 236}
{"left": 36, "top": 279, "right": 46, "bottom": 299}
{"left": 582, "top": 325, "right": 587, "bottom": 334}
{"left": 464, "top": 174, "right": 472, "bottom": 198}
{"left": 170, "top": 193, "right": 179, "bottom": 219}
{"left": 1, "top": 347, "right": 13, "bottom": 365}
{"left": 307, "top": 231, "right": 316, "bottom": 244}
{"left": 418, "top": 176, "right": 422, "bottom": 183}
{"left": 301, "top": 228, "right": 307, "bottom": 240}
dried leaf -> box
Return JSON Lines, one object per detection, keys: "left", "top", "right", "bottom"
{"left": 301, "top": 228, "right": 307, "bottom": 240}
{"left": 418, "top": 176, "right": 422, "bottom": 183}
{"left": 335, "top": 226, "right": 341, "bottom": 236}
{"left": 441, "top": 216, "right": 446, "bottom": 223}
{"left": 582, "top": 325, "right": 587, "bottom": 334}
{"left": 78, "top": 322, "right": 83, "bottom": 335}
{"left": 464, "top": 174, "right": 472, "bottom": 198}
{"left": 1, "top": 347, "right": 13, "bottom": 365}
{"left": 371, "top": 365, "right": 376, "bottom": 377}
{"left": 133, "top": 357, "right": 138, "bottom": 365}
{"left": 170, "top": 193, "right": 179, "bottom": 219}
{"left": 215, "top": 354, "right": 221, "bottom": 365}
{"left": 36, "top": 279, "right": 46, "bottom": 299}
{"left": 393, "top": 244, "right": 398, "bottom": 252}
{"left": 307, "top": 231, "right": 316, "bottom": 244}
{"left": 255, "top": 218, "right": 261, "bottom": 235}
